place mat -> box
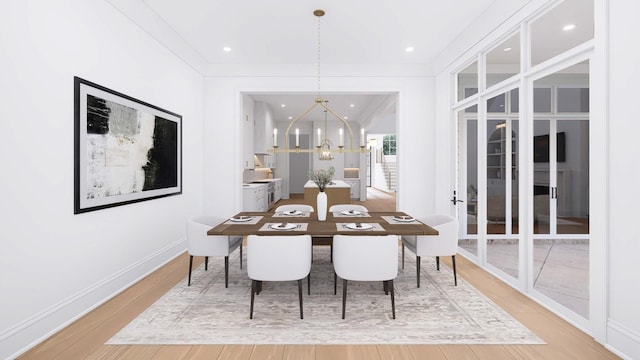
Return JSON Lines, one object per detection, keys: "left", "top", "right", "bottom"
{"left": 336, "top": 222, "right": 385, "bottom": 231}
{"left": 381, "top": 215, "right": 420, "bottom": 224}
{"left": 107, "top": 247, "right": 544, "bottom": 345}
{"left": 223, "top": 216, "right": 263, "bottom": 225}
{"left": 273, "top": 212, "right": 311, "bottom": 218}
{"left": 332, "top": 211, "right": 371, "bottom": 218}
{"left": 258, "top": 223, "right": 308, "bottom": 231}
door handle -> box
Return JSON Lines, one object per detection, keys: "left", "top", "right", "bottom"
{"left": 451, "top": 191, "right": 464, "bottom": 205}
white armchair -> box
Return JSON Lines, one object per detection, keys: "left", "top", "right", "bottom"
{"left": 187, "top": 216, "right": 243, "bottom": 287}
{"left": 332, "top": 235, "right": 399, "bottom": 319}
{"left": 247, "top": 234, "right": 312, "bottom": 319}
{"left": 402, "top": 214, "right": 458, "bottom": 287}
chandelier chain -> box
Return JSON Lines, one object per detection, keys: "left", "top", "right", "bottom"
{"left": 317, "top": 13, "right": 321, "bottom": 96}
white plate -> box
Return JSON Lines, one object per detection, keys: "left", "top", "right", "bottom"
{"left": 229, "top": 216, "right": 253, "bottom": 222}
{"left": 346, "top": 223, "right": 373, "bottom": 230}
{"left": 283, "top": 210, "right": 302, "bottom": 216}
{"left": 393, "top": 215, "right": 415, "bottom": 222}
{"left": 341, "top": 210, "right": 361, "bottom": 216}
{"left": 270, "top": 223, "right": 297, "bottom": 230}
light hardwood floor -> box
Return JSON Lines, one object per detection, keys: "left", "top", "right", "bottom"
{"left": 19, "top": 188, "right": 620, "bottom": 359}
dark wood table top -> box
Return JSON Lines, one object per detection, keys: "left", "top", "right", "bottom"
{"left": 207, "top": 211, "right": 438, "bottom": 236}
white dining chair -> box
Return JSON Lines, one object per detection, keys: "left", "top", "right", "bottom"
{"left": 187, "top": 216, "right": 243, "bottom": 287}
{"left": 401, "top": 214, "right": 458, "bottom": 287}
{"left": 247, "top": 234, "right": 312, "bottom": 319}
{"left": 328, "top": 204, "right": 369, "bottom": 213}
{"left": 332, "top": 234, "right": 399, "bottom": 319}
{"left": 274, "top": 204, "right": 314, "bottom": 213}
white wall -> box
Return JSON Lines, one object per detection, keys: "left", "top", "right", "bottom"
{"left": 0, "top": 1, "right": 204, "bottom": 358}
{"left": 203, "top": 76, "right": 436, "bottom": 218}
{"left": 606, "top": 0, "right": 640, "bottom": 358}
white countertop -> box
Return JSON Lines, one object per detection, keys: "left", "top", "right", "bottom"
{"left": 304, "top": 180, "right": 350, "bottom": 189}
{"left": 250, "top": 178, "right": 282, "bottom": 183}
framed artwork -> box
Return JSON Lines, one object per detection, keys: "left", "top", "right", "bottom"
{"left": 74, "top": 77, "right": 182, "bottom": 214}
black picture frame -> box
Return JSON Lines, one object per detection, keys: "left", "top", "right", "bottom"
{"left": 74, "top": 77, "right": 182, "bottom": 214}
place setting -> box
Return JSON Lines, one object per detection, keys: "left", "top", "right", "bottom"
{"left": 259, "top": 222, "right": 308, "bottom": 231}
{"left": 273, "top": 209, "right": 311, "bottom": 217}
{"left": 224, "top": 215, "right": 263, "bottom": 225}
{"left": 381, "top": 215, "right": 420, "bottom": 224}
{"left": 337, "top": 222, "right": 385, "bottom": 231}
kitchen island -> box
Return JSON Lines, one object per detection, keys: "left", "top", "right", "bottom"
{"left": 303, "top": 180, "right": 351, "bottom": 211}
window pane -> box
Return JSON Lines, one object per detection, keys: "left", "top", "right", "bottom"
{"left": 457, "top": 62, "right": 478, "bottom": 101}
{"left": 486, "top": 32, "right": 520, "bottom": 89}
{"left": 531, "top": 0, "right": 594, "bottom": 66}
{"left": 534, "top": 88, "right": 552, "bottom": 113}
{"left": 557, "top": 88, "right": 589, "bottom": 112}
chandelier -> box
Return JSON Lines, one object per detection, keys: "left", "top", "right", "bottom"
{"left": 270, "top": 9, "right": 368, "bottom": 160}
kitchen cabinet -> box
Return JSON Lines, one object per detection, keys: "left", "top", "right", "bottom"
{"left": 344, "top": 179, "right": 361, "bottom": 199}
{"left": 273, "top": 178, "right": 283, "bottom": 202}
{"left": 253, "top": 101, "right": 274, "bottom": 154}
{"left": 242, "top": 96, "right": 255, "bottom": 169}
{"left": 242, "top": 184, "right": 268, "bottom": 212}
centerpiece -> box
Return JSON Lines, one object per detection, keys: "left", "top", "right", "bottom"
{"left": 309, "top": 166, "right": 335, "bottom": 221}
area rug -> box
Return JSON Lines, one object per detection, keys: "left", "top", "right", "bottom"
{"left": 107, "top": 247, "right": 544, "bottom": 345}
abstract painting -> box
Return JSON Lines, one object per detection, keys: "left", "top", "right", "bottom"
{"left": 74, "top": 77, "right": 182, "bottom": 214}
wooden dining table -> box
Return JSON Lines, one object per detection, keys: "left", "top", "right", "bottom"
{"left": 207, "top": 211, "right": 438, "bottom": 237}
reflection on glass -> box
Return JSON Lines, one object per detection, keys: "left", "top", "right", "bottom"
{"left": 531, "top": 0, "right": 594, "bottom": 66}
{"left": 533, "top": 120, "right": 550, "bottom": 234}
{"left": 487, "top": 238, "right": 519, "bottom": 279}
{"left": 486, "top": 32, "right": 520, "bottom": 89}
{"left": 534, "top": 238, "right": 589, "bottom": 318}
{"left": 457, "top": 61, "right": 478, "bottom": 101}
{"left": 557, "top": 120, "right": 589, "bottom": 234}
{"left": 466, "top": 117, "right": 478, "bottom": 238}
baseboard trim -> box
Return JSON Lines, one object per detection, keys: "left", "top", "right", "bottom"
{"left": 606, "top": 319, "right": 640, "bottom": 360}
{"left": 1, "top": 238, "right": 186, "bottom": 360}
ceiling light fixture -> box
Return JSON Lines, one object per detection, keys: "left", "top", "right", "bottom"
{"left": 562, "top": 24, "right": 576, "bottom": 31}
{"left": 223, "top": 46, "right": 231, "bottom": 52}
{"left": 405, "top": 46, "right": 415, "bottom": 52}
{"left": 271, "top": 9, "right": 367, "bottom": 160}
{"left": 503, "top": 47, "right": 512, "bottom": 52}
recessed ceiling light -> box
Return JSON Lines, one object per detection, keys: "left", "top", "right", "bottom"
{"left": 562, "top": 24, "right": 576, "bottom": 31}
{"left": 349, "top": 104, "right": 355, "bottom": 108}
{"left": 223, "top": 46, "right": 231, "bottom": 52}
{"left": 343, "top": 116, "right": 348, "bottom": 120}
{"left": 503, "top": 47, "right": 512, "bottom": 52}
{"left": 405, "top": 46, "right": 415, "bottom": 53}
{"left": 288, "top": 116, "right": 293, "bottom": 120}
{"left": 280, "top": 104, "right": 286, "bottom": 108}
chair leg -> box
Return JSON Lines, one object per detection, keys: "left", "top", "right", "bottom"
{"left": 330, "top": 244, "right": 333, "bottom": 263}
{"left": 452, "top": 255, "right": 458, "bottom": 286}
{"left": 240, "top": 244, "right": 243, "bottom": 270}
{"left": 390, "top": 280, "right": 396, "bottom": 319}
{"left": 436, "top": 255, "right": 440, "bottom": 271}
{"left": 402, "top": 244, "right": 405, "bottom": 269}
{"left": 188, "top": 255, "right": 194, "bottom": 286}
{"left": 204, "top": 256, "right": 209, "bottom": 271}
{"left": 250, "top": 280, "right": 256, "bottom": 319}
{"left": 334, "top": 272, "right": 337, "bottom": 295}
{"left": 224, "top": 256, "right": 229, "bottom": 288}
{"left": 307, "top": 274, "right": 311, "bottom": 295}
{"left": 384, "top": 281, "right": 388, "bottom": 295}
{"left": 298, "top": 279, "right": 304, "bottom": 319}
{"left": 342, "top": 279, "right": 348, "bottom": 319}
{"left": 416, "top": 255, "right": 421, "bottom": 288}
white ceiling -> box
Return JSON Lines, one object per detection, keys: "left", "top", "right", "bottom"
{"left": 109, "top": 0, "right": 592, "bottom": 127}
{"left": 141, "top": 0, "right": 497, "bottom": 65}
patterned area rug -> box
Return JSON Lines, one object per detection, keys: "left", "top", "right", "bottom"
{"left": 107, "top": 247, "right": 543, "bottom": 345}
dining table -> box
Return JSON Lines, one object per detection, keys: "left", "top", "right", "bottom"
{"left": 207, "top": 210, "right": 439, "bottom": 237}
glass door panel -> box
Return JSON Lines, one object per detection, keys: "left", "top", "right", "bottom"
{"left": 556, "top": 120, "right": 589, "bottom": 234}
{"left": 457, "top": 105, "right": 478, "bottom": 257}
{"left": 533, "top": 120, "right": 551, "bottom": 234}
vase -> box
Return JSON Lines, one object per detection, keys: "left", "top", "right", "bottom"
{"left": 317, "top": 191, "right": 327, "bottom": 221}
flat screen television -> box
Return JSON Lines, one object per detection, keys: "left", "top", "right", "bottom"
{"left": 533, "top": 132, "right": 565, "bottom": 163}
